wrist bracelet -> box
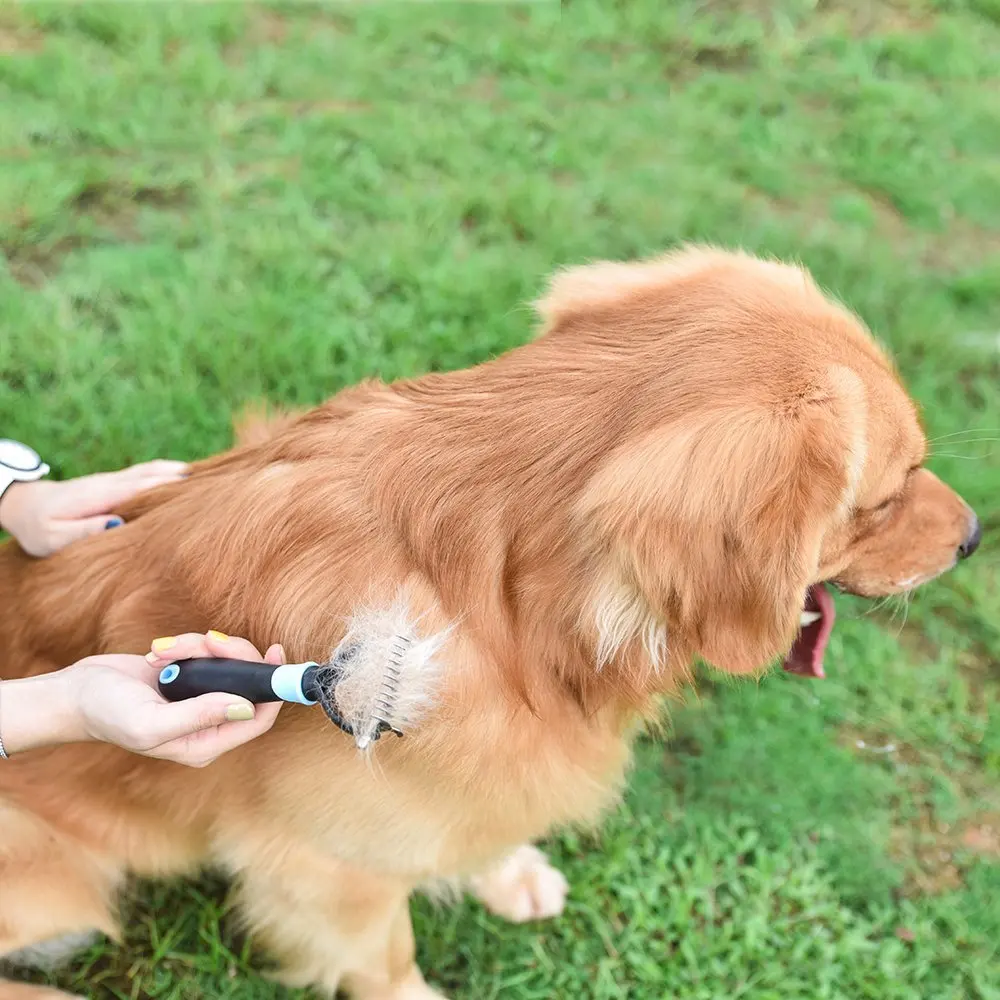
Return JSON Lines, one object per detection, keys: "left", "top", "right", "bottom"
{"left": 0, "top": 683, "right": 7, "bottom": 758}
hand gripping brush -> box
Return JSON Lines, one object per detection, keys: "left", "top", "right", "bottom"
{"left": 156, "top": 605, "right": 447, "bottom": 750}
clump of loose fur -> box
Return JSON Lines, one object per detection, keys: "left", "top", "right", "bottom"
{"left": 324, "top": 598, "right": 450, "bottom": 750}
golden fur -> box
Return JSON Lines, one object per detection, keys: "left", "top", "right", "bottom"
{"left": 0, "top": 248, "right": 976, "bottom": 998}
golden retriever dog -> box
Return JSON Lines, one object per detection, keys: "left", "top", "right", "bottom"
{"left": 0, "top": 247, "right": 980, "bottom": 999}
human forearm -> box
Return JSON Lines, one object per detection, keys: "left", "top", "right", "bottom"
{"left": 0, "top": 481, "right": 28, "bottom": 535}
{"left": 0, "top": 669, "right": 83, "bottom": 755}
{"left": 1, "top": 637, "right": 283, "bottom": 765}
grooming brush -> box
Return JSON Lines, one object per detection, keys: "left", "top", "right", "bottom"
{"left": 156, "top": 605, "right": 447, "bottom": 750}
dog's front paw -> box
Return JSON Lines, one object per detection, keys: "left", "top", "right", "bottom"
{"left": 469, "top": 844, "right": 568, "bottom": 923}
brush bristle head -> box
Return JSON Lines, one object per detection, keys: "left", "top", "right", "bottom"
{"left": 320, "top": 601, "right": 449, "bottom": 750}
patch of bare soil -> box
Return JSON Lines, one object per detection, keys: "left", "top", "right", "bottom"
{"left": 2, "top": 180, "right": 193, "bottom": 288}
{"left": 0, "top": 20, "right": 45, "bottom": 55}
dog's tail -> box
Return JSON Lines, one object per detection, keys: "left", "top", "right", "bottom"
{"left": 232, "top": 401, "right": 304, "bottom": 448}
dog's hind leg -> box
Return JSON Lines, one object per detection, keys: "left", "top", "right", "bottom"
{"left": 236, "top": 850, "right": 446, "bottom": 999}
{"left": 0, "top": 801, "right": 119, "bottom": 993}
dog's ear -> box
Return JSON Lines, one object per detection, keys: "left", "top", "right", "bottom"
{"left": 579, "top": 369, "right": 863, "bottom": 676}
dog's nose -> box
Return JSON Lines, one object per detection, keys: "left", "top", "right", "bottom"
{"left": 959, "top": 515, "right": 982, "bottom": 560}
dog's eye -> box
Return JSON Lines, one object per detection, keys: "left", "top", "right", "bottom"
{"left": 857, "top": 495, "right": 897, "bottom": 520}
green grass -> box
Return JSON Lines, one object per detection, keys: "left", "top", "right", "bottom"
{"left": 2, "top": 1, "right": 999, "bottom": 997}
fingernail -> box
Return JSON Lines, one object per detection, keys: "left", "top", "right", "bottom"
{"left": 226, "top": 704, "right": 255, "bottom": 722}
{"left": 105, "top": 517, "right": 124, "bottom": 530}
{"left": 152, "top": 636, "right": 177, "bottom": 653}
{"left": 145, "top": 651, "right": 158, "bottom": 665}
{"left": 207, "top": 629, "right": 229, "bottom": 643}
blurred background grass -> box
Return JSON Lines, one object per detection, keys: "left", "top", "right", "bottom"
{"left": 1, "top": 1, "right": 998, "bottom": 998}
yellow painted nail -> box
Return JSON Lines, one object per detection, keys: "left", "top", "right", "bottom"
{"left": 151, "top": 636, "right": 177, "bottom": 653}
{"left": 145, "top": 651, "right": 159, "bottom": 665}
{"left": 207, "top": 630, "right": 229, "bottom": 643}
{"left": 226, "top": 704, "right": 255, "bottom": 722}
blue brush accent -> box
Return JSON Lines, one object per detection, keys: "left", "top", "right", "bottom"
{"left": 159, "top": 664, "right": 181, "bottom": 685}
{"left": 270, "top": 662, "right": 319, "bottom": 705}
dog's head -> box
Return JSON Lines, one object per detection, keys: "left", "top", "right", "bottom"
{"left": 544, "top": 248, "right": 979, "bottom": 681}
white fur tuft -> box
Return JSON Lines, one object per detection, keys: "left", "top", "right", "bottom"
{"left": 590, "top": 575, "right": 667, "bottom": 671}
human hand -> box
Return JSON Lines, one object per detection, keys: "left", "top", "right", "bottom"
{"left": 0, "top": 459, "right": 188, "bottom": 557}
{"left": 66, "top": 632, "right": 285, "bottom": 766}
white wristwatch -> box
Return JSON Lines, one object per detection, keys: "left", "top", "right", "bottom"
{"left": 0, "top": 439, "right": 50, "bottom": 505}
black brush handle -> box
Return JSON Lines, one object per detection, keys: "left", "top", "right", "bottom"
{"left": 157, "top": 658, "right": 281, "bottom": 703}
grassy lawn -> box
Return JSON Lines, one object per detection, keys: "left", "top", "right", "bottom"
{"left": 2, "top": 1, "right": 999, "bottom": 997}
